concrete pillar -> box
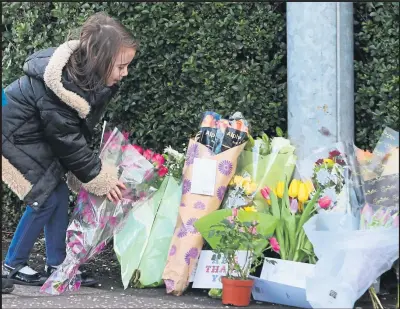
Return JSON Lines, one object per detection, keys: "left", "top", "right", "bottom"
{"left": 287, "top": 2, "right": 354, "bottom": 161}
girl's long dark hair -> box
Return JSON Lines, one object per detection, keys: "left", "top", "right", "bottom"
{"left": 66, "top": 12, "right": 138, "bottom": 92}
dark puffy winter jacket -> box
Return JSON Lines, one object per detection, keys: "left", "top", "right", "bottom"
{"left": 2, "top": 40, "right": 119, "bottom": 211}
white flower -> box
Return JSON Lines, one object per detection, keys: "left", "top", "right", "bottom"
{"left": 164, "top": 146, "right": 185, "bottom": 162}
{"left": 316, "top": 169, "right": 331, "bottom": 186}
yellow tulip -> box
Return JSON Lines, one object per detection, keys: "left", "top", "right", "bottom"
{"left": 276, "top": 181, "right": 285, "bottom": 199}
{"left": 298, "top": 202, "right": 304, "bottom": 212}
{"left": 298, "top": 182, "right": 309, "bottom": 203}
{"left": 304, "top": 180, "right": 314, "bottom": 196}
{"left": 288, "top": 179, "right": 300, "bottom": 198}
{"left": 243, "top": 206, "right": 257, "bottom": 212}
{"left": 242, "top": 179, "right": 251, "bottom": 189}
{"left": 244, "top": 182, "right": 257, "bottom": 196}
{"left": 233, "top": 176, "right": 244, "bottom": 187}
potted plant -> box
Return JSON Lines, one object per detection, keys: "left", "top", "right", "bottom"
{"left": 208, "top": 208, "right": 276, "bottom": 307}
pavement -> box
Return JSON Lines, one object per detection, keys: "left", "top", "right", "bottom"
{"left": 2, "top": 285, "right": 286, "bottom": 309}
{"left": 2, "top": 284, "right": 398, "bottom": 309}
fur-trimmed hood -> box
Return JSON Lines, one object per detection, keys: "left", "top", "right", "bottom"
{"left": 23, "top": 40, "right": 117, "bottom": 119}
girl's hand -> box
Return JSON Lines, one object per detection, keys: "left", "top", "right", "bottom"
{"left": 106, "top": 181, "right": 127, "bottom": 203}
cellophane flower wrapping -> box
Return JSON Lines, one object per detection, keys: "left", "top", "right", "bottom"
{"left": 303, "top": 132, "right": 399, "bottom": 308}
{"left": 297, "top": 141, "right": 365, "bottom": 230}
{"left": 40, "top": 128, "right": 157, "bottom": 295}
{"left": 162, "top": 111, "right": 249, "bottom": 296}
{"left": 221, "top": 135, "right": 297, "bottom": 212}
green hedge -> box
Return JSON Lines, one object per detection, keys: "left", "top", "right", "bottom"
{"left": 1, "top": 2, "right": 399, "bottom": 231}
{"left": 354, "top": 2, "right": 399, "bottom": 150}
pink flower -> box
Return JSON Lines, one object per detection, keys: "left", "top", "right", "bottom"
{"left": 361, "top": 203, "right": 373, "bottom": 223}
{"left": 157, "top": 165, "right": 168, "bottom": 177}
{"left": 232, "top": 208, "right": 238, "bottom": 217}
{"left": 77, "top": 190, "right": 89, "bottom": 202}
{"left": 394, "top": 216, "right": 399, "bottom": 228}
{"left": 144, "top": 170, "right": 154, "bottom": 181}
{"left": 249, "top": 226, "right": 257, "bottom": 235}
{"left": 152, "top": 153, "right": 166, "bottom": 167}
{"left": 109, "top": 216, "right": 118, "bottom": 227}
{"left": 269, "top": 237, "right": 280, "bottom": 253}
{"left": 143, "top": 149, "right": 154, "bottom": 160}
{"left": 318, "top": 196, "right": 331, "bottom": 209}
{"left": 375, "top": 209, "right": 391, "bottom": 225}
{"left": 122, "top": 131, "right": 130, "bottom": 141}
{"left": 132, "top": 144, "right": 144, "bottom": 155}
{"left": 102, "top": 131, "right": 112, "bottom": 144}
{"left": 290, "top": 198, "right": 299, "bottom": 214}
{"left": 121, "top": 145, "right": 130, "bottom": 152}
{"left": 260, "top": 187, "right": 271, "bottom": 200}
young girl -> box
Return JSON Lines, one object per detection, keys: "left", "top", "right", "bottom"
{"left": 2, "top": 12, "right": 137, "bottom": 286}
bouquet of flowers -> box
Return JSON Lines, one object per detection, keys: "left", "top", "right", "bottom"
{"left": 231, "top": 130, "right": 297, "bottom": 213}
{"left": 40, "top": 128, "right": 158, "bottom": 295}
{"left": 296, "top": 142, "right": 366, "bottom": 233}
{"left": 220, "top": 172, "right": 258, "bottom": 209}
{"left": 303, "top": 134, "right": 399, "bottom": 309}
{"left": 258, "top": 177, "right": 320, "bottom": 263}
{"left": 114, "top": 145, "right": 185, "bottom": 289}
{"left": 162, "top": 111, "right": 249, "bottom": 296}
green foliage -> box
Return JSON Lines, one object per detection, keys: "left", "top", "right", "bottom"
{"left": 1, "top": 2, "right": 398, "bottom": 231}
{"left": 209, "top": 215, "right": 266, "bottom": 280}
{"left": 354, "top": 2, "right": 399, "bottom": 150}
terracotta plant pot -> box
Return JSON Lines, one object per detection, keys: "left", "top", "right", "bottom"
{"left": 221, "top": 276, "right": 254, "bottom": 307}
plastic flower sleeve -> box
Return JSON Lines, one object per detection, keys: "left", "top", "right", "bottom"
{"left": 296, "top": 142, "right": 365, "bottom": 218}
{"left": 40, "top": 129, "right": 156, "bottom": 295}
{"left": 304, "top": 213, "right": 399, "bottom": 309}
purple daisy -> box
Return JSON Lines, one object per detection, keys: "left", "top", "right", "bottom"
{"left": 186, "top": 218, "right": 199, "bottom": 234}
{"left": 182, "top": 179, "right": 192, "bottom": 195}
{"left": 185, "top": 144, "right": 199, "bottom": 165}
{"left": 164, "top": 279, "right": 175, "bottom": 293}
{"left": 194, "top": 201, "right": 205, "bottom": 210}
{"left": 184, "top": 248, "right": 199, "bottom": 265}
{"left": 177, "top": 225, "right": 187, "bottom": 238}
{"left": 217, "top": 186, "right": 227, "bottom": 201}
{"left": 169, "top": 245, "right": 177, "bottom": 256}
{"left": 218, "top": 160, "right": 233, "bottom": 176}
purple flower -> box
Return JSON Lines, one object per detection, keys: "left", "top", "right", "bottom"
{"left": 217, "top": 186, "right": 227, "bottom": 201}
{"left": 185, "top": 144, "right": 199, "bottom": 165}
{"left": 164, "top": 279, "right": 175, "bottom": 293}
{"left": 194, "top": 201, "right": 205, "bottom": 210}
{"left": 177, "top": 225, "right": 187, "bottom": 238}
{"left": 169, "top": 245, "right": 177, "bottom": 256}
{"left": 184, "top": 248, "right": 199, "bottom": 265}
{"left": 186, "top": 218, "right": 199, "bottom": 234}
{"left": 218, "top": 160, "right": 233, "bottom": 176}
{"left": 182, "top": 179, "right": 192, "bottom": 195}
